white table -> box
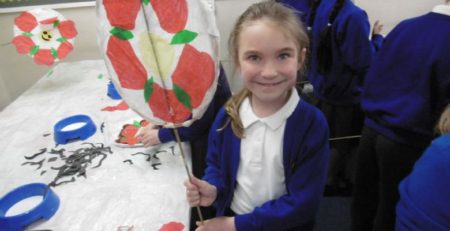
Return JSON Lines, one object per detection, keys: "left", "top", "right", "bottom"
{"left": 0, "top": 60, "right": 191, "bottom": 231}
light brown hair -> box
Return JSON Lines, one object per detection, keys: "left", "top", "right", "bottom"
{"left": 221, "top": 0, "right": 309, "bottom": 138}
{"left": 437, "top": 104, "right": 450, "bottom": 135}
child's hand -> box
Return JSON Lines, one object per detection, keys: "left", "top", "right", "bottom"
{"left": 184, "top": 176, "right": 217, "bottom": 207}
{"left": 137, "top": 123, "right": 161, "bottom": 147}
{"left": 195, "top": 217, "right": 236, "bottom": 231}
{"left": 372, "top": 20, "right": 383, "bottom": 36}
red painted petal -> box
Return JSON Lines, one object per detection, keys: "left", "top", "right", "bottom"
{"left": 40, "top": 17, "right": 58, "bottom": 25}
{"left": 172, "top": 44, "right": 215, "bottom": 108}
{"left": 159, "top": 221, "right": 184, "bottom": 231}
{"left": 103, "top": 0, "right": 141, "bottom": 30}
{"left": 15, "top": 12, "right": 37, "bottom": 32}
{"left": 151, "top": 0, "right": 188, "bottom": 33}
{"left": 11, "top": 35, "right": 35, "bottom": 54}
{"left": 57, "top": 42, "right": 73, "bottom": 59}
{"left": 34, "top": 49, "right": 54, "bottom": 66}
{"left": 148, "top": 83, "right": 191, "bottom": 124}
{"left": 58, "top": 20, "right": 78, "bottom": 39}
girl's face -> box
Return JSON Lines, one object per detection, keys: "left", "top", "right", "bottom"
{"left": 237, "top": 20, "right": 304, "bottom": 108}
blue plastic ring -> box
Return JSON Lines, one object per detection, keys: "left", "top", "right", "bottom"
{"left": 0, "top": 183, "right": 60, "bottom": 231}
{"left": 54, "top": 114, "right": 97, "bottom": 145}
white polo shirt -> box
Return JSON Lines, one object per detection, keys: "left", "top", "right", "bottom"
{"left": 230, "top": 89, "right": 300, "bottom": 214}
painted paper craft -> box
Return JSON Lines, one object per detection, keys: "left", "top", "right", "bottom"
{"left": 115, "top": 119, "right": 150, "bottom": 147}
{"left": 12, "top": 8, "right": 78, "bottom": 66}
{"left": 97, "top": 0, "right": 219, "bottom": 127}
{"left": 159, "top": 221, "right": 184, "bottom": 231}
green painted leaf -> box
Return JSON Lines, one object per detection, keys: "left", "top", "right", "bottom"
{"left": 29, "top": 45, "right": 39, "bottom": 56}
{"left": 53, "top": 20, "right": 60, "bottom": 28}
{"left": 173, "top": 84, "right": 192, "bottom": 110}
{"left": 51, "top": 48, "right": 58, "bottom": 58}
{"left": 170, "top": 30, "right": 198, "bottom": 45}
{"left": 133, "top": 121, "right": 141, "bottom": 127}
{"left": 110, "top": 27, "right": 134, "bottom": 40}
{"left": 97, "top": 74, "right": 104, "bottom": 79}
{"left": 46, "top": 69, "right": 54, "bottom": 77}
{"left": 120, "top": 136, "right": 128, "bottom": 141}
{"left": 144, "top": 77, "right": 154, "bottom": 103}
{"left": 57, "top": 37, "right": 67, "bottom": 43}
{"left": 22, "top": 32, "right": 33, "bottom": 37}
{"left": 142, "top": 0, "right": 150, "bottom": 5}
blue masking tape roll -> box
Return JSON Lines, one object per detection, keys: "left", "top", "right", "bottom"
{"left": 0, "top": 183, "right": 60, "bottom": 231}
{"left": 54, "top": 114, "right": 97, "bottom": 145}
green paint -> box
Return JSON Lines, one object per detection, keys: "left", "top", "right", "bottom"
{"left": 57, "top": 37, "right": 67, "bottom": 43}
{"left": 22, "top": 32, "right": 32, "bottom": 37}
{"left": 144, "top": 77, "right": 154, "bottom": 103}
{"left": 46, "top": 69, "right": 54, "bottom": 77}
{"left": 29, "top": 45, "right": 39, "bottom": 56}
{"left": 110, "top": 27, "right": 133, "bottom": 40}
{"left": 97, "top": 74, "right": 104, "bottom": 79}
{"left": 53, "top": 20, "right": 60, "bottom": 28}
{"left": 173, "top": 84, "right": 192, "bottom": 110}
{"left": 142, "top": 0, "right": 149, "bottom": 5}
{"left": 170, "top": 30, "right": 198, "bottom": 45}
{"left": 133, "top": 121, "right": 141, "bottom": 127}
{"left": 51, "top": 48, "right": 58, "bottom": 58}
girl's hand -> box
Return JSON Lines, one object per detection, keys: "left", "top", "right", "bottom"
{"left": 372, "top": 20, "right": 383, "bottom": 36}
{"left": 137, "top": 123, "right": 161, "bottom": 147}
{"left": 184, "top": 176, "right": 217, "bottom": 207}
{"left": 195, "top": 217, "right": 236, "bottom": 231}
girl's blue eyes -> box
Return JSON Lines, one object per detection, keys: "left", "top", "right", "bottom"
{"left": 279, "top": 53, "right": 291, "bottom": 59}
{"left": 246, "top": 53, "right": 291, "bottom": 61}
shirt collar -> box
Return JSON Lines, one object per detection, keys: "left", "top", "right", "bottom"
{"left": 240, "top": 88, "right": 300, "bottom": 130}
{"left": 432, "top": 4, "right": 450, "bottom": 16}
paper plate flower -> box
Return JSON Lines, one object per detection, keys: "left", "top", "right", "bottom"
{"left": 12, "top": 8, "right": 78, "bottom": 66}
{"left": 97, "top": 0, "right": 220, "bottom": 127}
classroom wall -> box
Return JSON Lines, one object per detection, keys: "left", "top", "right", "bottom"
{"left": 0, "top": 0, "right": 444, "bottom": 111}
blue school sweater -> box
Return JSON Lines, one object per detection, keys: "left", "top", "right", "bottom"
{"left": 308, "top": 0, "right": 377, "bottom": 105}
{"left": 396, "top": 133, "right": 450, "bottom": 230}
{"left": 204, "top": 97, "right": 330, "bottom": 231}
{"left": 362, "top": 11, "right": 450, "bottom": 148}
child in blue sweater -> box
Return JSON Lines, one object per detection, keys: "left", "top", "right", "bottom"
{"left": 351, "top": 1, "right": 450, "bottom": 230}
{"left": 304, "top": 0, "right": 383, "bottom": 193}
{"left": 184, "top": 1, "right": 330, "bottom": 230}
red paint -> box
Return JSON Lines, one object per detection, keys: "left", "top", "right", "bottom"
{"left": 147, "top": 83, "right": 191, "bottom": 124}
{"left": 107, "top": 36, "right": 147, "bottom": 90}
{"left": 101, "top": 101, "right": 129, "bottom": 112}
{"left": 103, "top": 0, "right": 141, "bottom": 30}
{"left": 34, "top": 49, "right": 54, "bottom": 65}
{"left": 15, "top": 12, "right": 37, "bottom": 32}
{"left": 172, "top": 44, "right": 215, "bottom": 108}
{"left": 39, "top": 17, "right": 58, "bottom": 25}
{"left": 57, "top": 42, "right": 73, "bottom": 59}
{"left": 151, "top": 0, "right": 188, "bottom": 33}
{"left": 11, "top": 36, "right": 34, "bottom": 54}
{"left": 159, "top": 221, "right": 184, "bottom": 231}
{"left": 58, "top": 20, "right": 78, "bottom": 39}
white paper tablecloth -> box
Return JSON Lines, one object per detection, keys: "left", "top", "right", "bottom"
{"left": 0, "top": 60, "right": 191, "bottom": 231}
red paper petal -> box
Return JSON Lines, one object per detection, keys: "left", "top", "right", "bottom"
{"left": 15, "top": 12, "right": 37, "bottom": 32}
{"left": 11, "top": 35, "right": 35, "bottom": 54}
{"left": 57, "top": 42, "right": 73, "bottom": 59}
{"left": 101, "top": 101, "right": 129, "bottom": 111}
{"left": 151, "top": 0, "right": 188, "bottom": 33}
{"left": 172, "top": 44, "right": 214, "bottom": 108}
{"left": 58, "top": 20, "right": 78, "bottom": 39}
{"left": 34, "top": 49, "right": 54, "bottom": 66}
{"left": 159, "top": 221, "right": 184, "bottom": 231}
